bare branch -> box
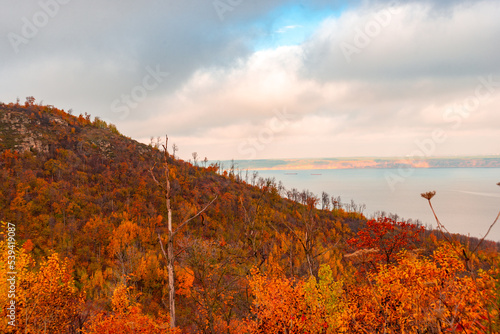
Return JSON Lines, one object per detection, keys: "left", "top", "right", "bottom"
{"left": 158, "top": 233, "right": 168, "bottom": 262}
{"left": 423, "top": 194, "right": 463, "bottom": 260}
{"left": 472, "top": 210, "right": 500, "bottom": 253}
{"left": 173, "top": 196, "right": 218, "bottom": 238}
{"left": 149, "top": 163, "right": 167, "bottom": 193}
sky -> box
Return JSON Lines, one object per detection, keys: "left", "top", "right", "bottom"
{"left": 1, "top": 0, "right": 500, "bottom": 161}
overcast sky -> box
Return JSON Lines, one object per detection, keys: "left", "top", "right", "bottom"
{"left": 1, "top": 0, "right": 499, "bottom": 161}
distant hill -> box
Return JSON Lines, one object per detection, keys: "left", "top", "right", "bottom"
{"left": 221, "top": 156, "right": 500, "bottom": 171}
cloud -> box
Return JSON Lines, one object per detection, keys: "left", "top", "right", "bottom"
{"left": 1, "top": 0, "right": 499, "bottom": 160}
{"left": 275, "top": 25, "right": 302, "bottom": 33}
{"left": 0, "top": 0, "right": 347, "bottom": 118}
{"left": 301, "top": 0, "right": 500, "bottom": 81}
{"left": 130, "top": 0, "right": 500, "bottom": 160}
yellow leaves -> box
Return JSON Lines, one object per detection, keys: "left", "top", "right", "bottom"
{"left": 108, "top": 219, "right": 141, "bottom": 256}
{"left": 24, "top": 253, "right": 85, "bottom": 331}
{"left": 112, "top": 283, "right": 131, "bottom": 314}
{"left": 88, "top": 268, "right": 106, "bottom": 299}
{"left": 136, "top": 252, "right": 167, "bottom": 287}
{"left": 169, "top": 165, "right": 177, "bottom": 179}
{"left": 107, "top": 217, "right": 150, "bottom": 283}
{"left": 248, "top": 264, "right": 347, "bottom": 333}
{"left": 432, "top": 242, "right": 466, "bottom": 273}
{"left": 0, "top": 244, "right": 85, "bottom": 333}
{"left": 349, "top": 243, "right": 498, "bottom": 333}
{"left": 0, "top": 240, "right": 33, "bottom": 332}
{"left": 147, "top": 215, "right": 163, "bottom": 234}
{"left": 304, "top": 265, "right": 347, "bottom": 332}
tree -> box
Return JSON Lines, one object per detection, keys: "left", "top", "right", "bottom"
{"left": 171, "top": 143, "right": 178, "bottom": 159}
{"left": 178, "top": 238, "right": 245, "bottom": 333}
{"left": 150, "top": 135, "right": 217, "bottom": 329}
{"left": 192, "top": 152, "right": 198, "bottom": 166}
{"left": 347, "top": 216, "right": 423, "bottom": 268}
{"left": 82, "top": 283, "right": 178, "bottom": 334}
{"left": 247, "top": 264, "right": 347, "bottom": 333}
{"left": 0, "top": 240, "right": 85, "bottom": 333}
{"left": 281, "top": 193, "right": 330, "bottom": 277}
{"left": 349, "top": 244, "right": 497, "bottom": 333}
{"left": 25, "top": 96, "right": 35, "bottom": 107}
{"left": 321, "top": 191, "right": 330, "bottom": 210}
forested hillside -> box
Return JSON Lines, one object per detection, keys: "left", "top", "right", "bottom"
{"left": 1, "top": 100, "right": 499, "bottom": 333}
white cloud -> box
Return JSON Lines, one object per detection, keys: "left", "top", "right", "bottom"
{"left": 133, "top": 0, "right": 500, "bottom": 160}
{"left": 1, "top": 0, "right": 499, "bottom": 160}
{"left": 275, "top": 25, "right": 303, "bottom": 33}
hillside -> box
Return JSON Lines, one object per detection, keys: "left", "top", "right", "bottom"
{"left": 0, "top": 100, "right": 363, "bottom": 331}
{"left": 1, "top": 100, "right": 499, "bottom": 333}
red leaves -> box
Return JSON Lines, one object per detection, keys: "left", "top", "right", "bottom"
{"left": 348, "top": 216, "right": 424, "bottom": 265}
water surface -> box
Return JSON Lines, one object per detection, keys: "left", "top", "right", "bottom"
{"left": 253, "top": 168, "right": 500, "bottom": 241}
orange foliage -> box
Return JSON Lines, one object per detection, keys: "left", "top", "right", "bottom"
{"left": 0, "top": 241, "right": 84, "bottom": 333}
{"left": 246, "top": 264, "right": 347, "bottom": 333}
{"left": 82, "top": 283, "right": 180, "bottom": 334}
{"left": 176, "top": 267, "right": 194, "bottom": 297}
{"left": 348, "top": 243, "right": 498, "bottom": 333}
{"left": 1, "top": 103, "right": 499, "bottom": 333}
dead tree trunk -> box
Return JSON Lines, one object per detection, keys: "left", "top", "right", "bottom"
{"left": 150, "top": 135, "right": 217, "bottom": 329}
{"left": 151, "top": 136, "right": 176, "bottom": 328}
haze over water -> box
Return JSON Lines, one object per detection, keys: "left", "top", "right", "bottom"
{"left": 254, "top": 168, "right": 500, "bottom": 242}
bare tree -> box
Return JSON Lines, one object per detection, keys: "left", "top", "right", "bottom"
{"left": 230, "top": 159, "right": 235, "bottom": 177}
{"left": 287, "top": 188, "right": 299, "bottom": 202}
{"left": 422, "top": 188, "right": 500, "bottom": 263}
{"left": 192, "top": 152, "right": 198, "bottom": 166}
{"left": 25, "top": 96, "right": 35, "bottom": 106}
{"left": 331, "top": 195, "right": 342, "bottom": 210}
{"left": 150, "top": 135, "right": 217, "bottom": 329}
{"left": 172, "top": 143, "right": 178, "bottom": 159}
{"left": 219, "top": 162, "right": 224, "bottom": 175}
{"left": 251, "top": 171, "right": 258, "bottom": 186}
{"left": 280, "top": 194, "right": 335, "bottom": 278}
{"left": 278, "top": 181, "right": 285, "bottom": 197}
{"left": 321, "top": 191, "right": 330, "bottom": 211}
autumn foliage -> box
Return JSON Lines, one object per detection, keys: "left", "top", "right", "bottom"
{"left": 246, "top": 264, "right": 347, "bottom": 333}
{"left": 0, "top": 102, "right": 499, "bottom": 333}
{"left": 0, "top": 240, "right": 84, "bottom": 333}
{"left": 245, "top": 243, "right": 500, "bottom": 333}
{"left": 82, "top": 283, "right": 178, "bottom": 334}
{"left": 347, "top": 216, "right": 424, "bottom": 265}
{"left": 348, "top": 244, "right": 498, "bottom": 332}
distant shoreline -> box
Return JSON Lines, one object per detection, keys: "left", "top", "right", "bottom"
{"left": 216, "top": 156, "right": 500, "bottom": 171}
{"left": 250, "top": 166, "right": 500, "bottom": 171}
